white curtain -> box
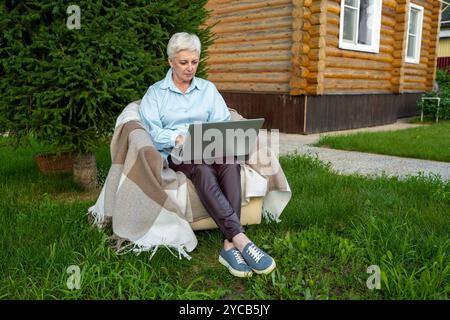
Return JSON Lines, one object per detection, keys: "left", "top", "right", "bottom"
{"left": 358, "top": 0, "right": 374, "bottom": 45}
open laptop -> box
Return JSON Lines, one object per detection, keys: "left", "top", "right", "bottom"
{"left": 170, "top": 118, "right": 265, "bottom": 163}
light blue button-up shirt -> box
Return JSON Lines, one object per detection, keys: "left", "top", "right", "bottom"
{"left": 139, "top": 68, "right": 231, "bottom": 160}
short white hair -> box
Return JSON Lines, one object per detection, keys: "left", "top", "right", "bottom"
{"left": 167, "top": 32, "right": 201, "bottom": 59}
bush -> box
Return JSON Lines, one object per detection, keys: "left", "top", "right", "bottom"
{"left": 0, "top": 0, "right": 212, "bottom": 153}
{"left": 418, "top": 69, "right": 450, "bottom": 121}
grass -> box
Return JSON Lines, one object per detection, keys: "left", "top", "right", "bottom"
{"left": 315, "top": 120, "right": 450, "bottom": 162}
{"left": 0, "top": 138, "right": 449, "bottom": 300}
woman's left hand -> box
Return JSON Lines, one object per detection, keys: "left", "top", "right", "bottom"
{"left": 175, "top": 135, "right": 185, "bottom": 146}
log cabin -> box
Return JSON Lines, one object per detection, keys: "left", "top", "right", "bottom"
{"left": 204, "top": 0, "right": 441, "bottom": 133}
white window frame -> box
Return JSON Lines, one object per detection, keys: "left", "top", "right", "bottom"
{"left": 405, "top": 3, "right": 424, "bottom": 64}
{"left": 339, "top": 0, "right": 383, "bottom": 54}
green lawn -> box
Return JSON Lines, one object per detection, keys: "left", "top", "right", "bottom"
{"left": 315, "top": 120, "right": 450, "bottom": 162}
{"left": 0, "top": 138, "right": 449, "bottom": 299}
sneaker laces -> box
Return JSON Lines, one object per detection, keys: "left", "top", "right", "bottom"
{"left": 232, "top": 249, "right": 246, "bottom": 265}
{"left": 246, "top": 244, "right": 264, "bottom": 263}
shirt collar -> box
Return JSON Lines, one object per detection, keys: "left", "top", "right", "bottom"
{"left": 160, "top": 68, "right": 203, "bottom": 93}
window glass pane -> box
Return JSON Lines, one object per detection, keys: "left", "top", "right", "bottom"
{"left": 407, "top": 34, "right": 416, "bottom": 58}
{"left": 343, "top": 7, "right": 357, "bottom": 42}
{"left": 409, "top": 9, "right": 418, "bottom": 36}
{"left": 358, "top": 0, "right": 374, "bottom": 45}
{"left": 345, "top": 0, "right": 358, "bottom": 7}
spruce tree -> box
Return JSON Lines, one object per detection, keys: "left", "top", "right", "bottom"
{"left": 0, "top": 0, "right": 212, "bottom": 188}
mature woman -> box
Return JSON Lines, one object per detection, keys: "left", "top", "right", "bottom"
{"left": 139, "top": 32, "right": 275, "bottom": 277}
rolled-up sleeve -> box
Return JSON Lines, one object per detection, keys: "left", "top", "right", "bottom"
{"left": 139, "top": 87, "right": 182, "bottom": 149}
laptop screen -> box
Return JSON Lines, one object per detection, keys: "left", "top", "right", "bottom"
{"left": 176, "top": 118, "right": 265, "bottom": 162}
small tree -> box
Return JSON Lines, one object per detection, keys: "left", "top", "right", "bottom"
{"left": 0, "top": 0, "right": 212, "bottom": 189}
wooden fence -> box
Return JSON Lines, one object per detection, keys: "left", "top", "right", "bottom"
{"left": 437, "top": 57, "right": 450, "bottom": 70}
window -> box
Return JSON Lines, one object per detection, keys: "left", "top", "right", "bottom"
{"left": 339, "top": 0, "right": 383, "bottom": 53}
{"left": 405, "top": 3, "right": 424, "bottom": 64}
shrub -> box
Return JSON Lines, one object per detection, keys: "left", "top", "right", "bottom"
{"left": 418, "top": 69, "right": 450, "bottom": 120}
{"left": 0, "top": 0, "right": 212, "bottom": 153}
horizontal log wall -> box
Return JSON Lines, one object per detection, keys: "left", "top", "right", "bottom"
{"left": 206, "top": 0, "right": 440, "bottom": 95}
{"left": 203, "top": 0, "right": 439, "bottom": 134}
{"left": 392, "top": 0, "right": 408, "bottom": 93}
{"left": 204, "top": 0, "right": 293, "bottom": 93}
{"left": 315, "top": 0, "right": 438, "bottom": 95}
{"left": 290, "top": 0, "right": 306, "bottom": 95}
{"left": 290, "top": 0, "right": 327, "bottom": 95}
{"left": 325, "top": 0, "right": 390, "bottom": 94}
{"left": 402, "top": 0, "right": 437, "bottom": 92}
{"left": 323, "top": 0, "right": 398, "bottom": 94}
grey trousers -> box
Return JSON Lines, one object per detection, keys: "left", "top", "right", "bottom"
{"left": 168, "top": 155, "right": 244, "bottom": 241}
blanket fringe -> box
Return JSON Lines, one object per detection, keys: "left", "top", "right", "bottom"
{"left": 87, "top": 207, "right": 111, "bottom": 230}
{"left": 262, "top": 207, "right": 281, "bottom": 223}
{"left": 132, "top": 243, "right": 192, "bottom": 261}
{"left": 109, "top": 234, "right": 192, "bottom": 261}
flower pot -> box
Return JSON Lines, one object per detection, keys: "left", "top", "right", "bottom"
{"left": 34, "top": 151, "right": 74, "bottom": 175}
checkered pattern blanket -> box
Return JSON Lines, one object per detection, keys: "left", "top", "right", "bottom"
{"left": 88, "top": 101, "right": 291, "bottom": 259}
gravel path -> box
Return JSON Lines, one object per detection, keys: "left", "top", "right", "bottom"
{"left": 277, "top": 120, "right": 450, "bottom": 181}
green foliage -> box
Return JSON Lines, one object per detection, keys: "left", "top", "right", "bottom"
{"left": 418, "top": 69, "right": 450, "bottom": 120}
{"left": 316, "top": 120, "right": 450, "bottom": 163}
{"left": 0, "top": 0, "right": 212, "bottom": 153}
{"left": 0, "top": 142, "right": 449, "bottom": 299}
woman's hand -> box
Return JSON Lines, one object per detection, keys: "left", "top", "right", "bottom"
{"left": 175, "top": 135, "right": 185, "bottom": 146}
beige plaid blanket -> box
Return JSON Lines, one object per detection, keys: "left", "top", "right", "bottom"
{"left": 88, "top": 101, "right": 291, "bottom": 259}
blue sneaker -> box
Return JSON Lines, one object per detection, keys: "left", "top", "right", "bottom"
{"left": 219, "top": 248, "right": 253, "bottom": 278}
{"left": 241, "top": 243, "right": 276, "bottom": 274}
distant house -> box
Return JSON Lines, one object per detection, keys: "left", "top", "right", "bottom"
{"left": 438, "top": 3, "right": 450, "bottom": 69}
{"left": 205, "top": 0, "right": 441, "bottom": 134}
